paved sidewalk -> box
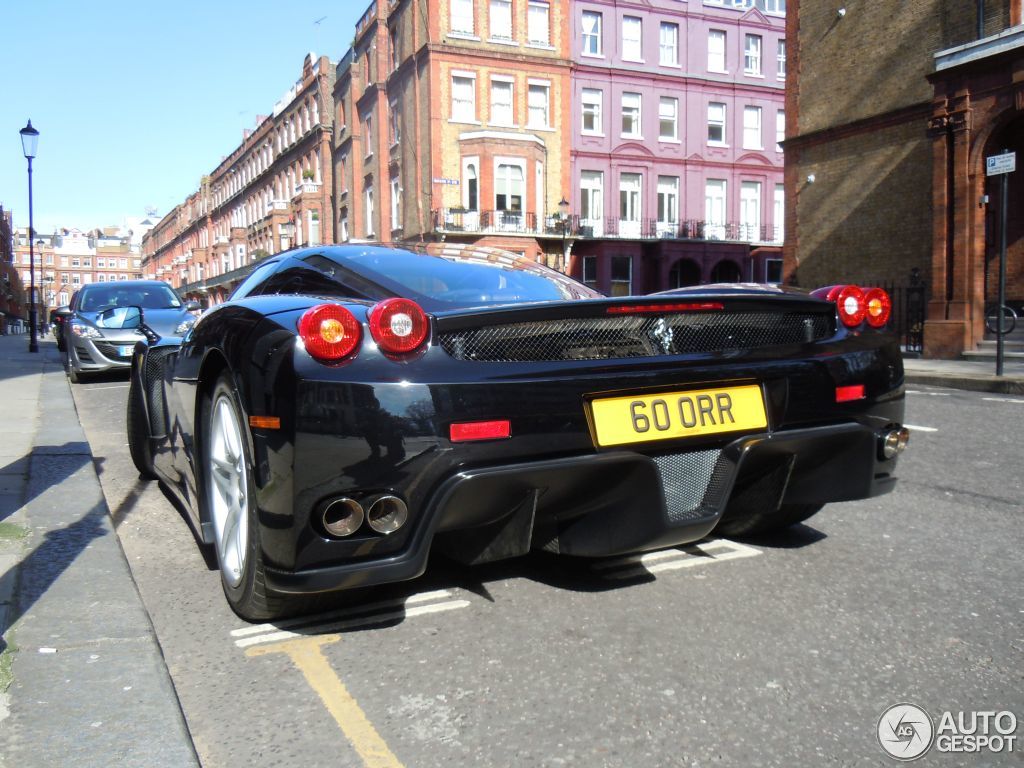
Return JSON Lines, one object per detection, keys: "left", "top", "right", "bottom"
{"left": 903, "top": 355, "right": 1024, "bottom": 394}
{"left": 0, "top": 333, "right": 198, "bottom": 768}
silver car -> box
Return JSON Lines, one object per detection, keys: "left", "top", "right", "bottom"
{"left": 64, "top": 281, "right": 200, "bottom": 382}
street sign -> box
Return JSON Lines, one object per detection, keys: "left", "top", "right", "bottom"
{"left": 986, "top": 152, "right": 1016, "bottom": 176}
{"left": 432, "top": 177, "right": 459, "bottom": 185}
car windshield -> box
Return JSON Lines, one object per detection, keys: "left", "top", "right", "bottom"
{"left": 79, "top": 284, "right": 183, "bottom": 312}
{"left": 343, "top": 245, "right": 601, "bottom": 307}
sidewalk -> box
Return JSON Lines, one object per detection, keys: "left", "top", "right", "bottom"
{"left": 0, "top": 333, "right": 198, "bottom": 768}
{"left": 903, "top": 355, "right": 1024, "bottom": 394}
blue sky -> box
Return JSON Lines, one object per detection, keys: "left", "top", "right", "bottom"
{"left": 1, "top": 1, "right": 362, "bottom": 234}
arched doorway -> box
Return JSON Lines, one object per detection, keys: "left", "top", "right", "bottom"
{"left": 668, "top": 258, "right": 701, "bottom": 288}
{"left": 710, "top": 259, "right": 741, "bottom": 283}
{"left": 982, "top": 113, "right": 1024, "bottom": 328}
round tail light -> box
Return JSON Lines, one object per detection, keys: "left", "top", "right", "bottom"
{"left": 298, "top": 304, "right": 362, "bottom": 361}
{"left": 835, "top": 285, "right": 866, "bottom": 327}
{"left": 863, "top": 287, "right": 892, "bottom": 328}
{"left": 369, "top": 298, "right": 429, "bottom": 355}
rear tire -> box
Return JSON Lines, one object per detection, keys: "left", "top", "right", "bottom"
{"left": 203, "top": 372, "right": 285, "bottom": 621}
{"left": 126, "top": 369, "right": 156, "bottom": 479}
{"left": 715, "top": 503, "right": 824, "bottom": 538}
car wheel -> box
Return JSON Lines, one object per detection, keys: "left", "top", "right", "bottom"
{"left": 715, "top": 503, "right": 824, "bottom": 538}
{"left": 67, "top": 358, "right": 83, "bottom": 384}
{"left": 126, "top": 370, "right": 156, "bottom": 479}
{"left": 204, "top": 372, "right": 283, "bottom": 621}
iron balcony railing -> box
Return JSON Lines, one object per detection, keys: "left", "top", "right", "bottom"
{"left": 432, "top": 209, "right": 783, "bottom": 244}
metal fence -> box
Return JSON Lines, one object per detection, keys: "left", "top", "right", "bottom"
{"left": 852, "top": 271, "right": 926, "bottom": 355}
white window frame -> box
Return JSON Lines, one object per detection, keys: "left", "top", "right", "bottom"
{"left": 619, "top": 172, "right": 642, "bottom": 237}
{"left": 776, "top": 110, "right": 785, "bottom": 152}
{"left": 777, "top": 39, "right": 787, "bottom": 79}
{"left": 582, "top": 11, "right": 603, "bottom": 57}
{"left": 740, "top": 181, "right": 762, "bottom": 241}
{"left": 708, "top": 102, "right": 727, "bottom": 145}
{"left": 490, "top": 76, "right": 514, "bottom": 126}
{"left": 621, "top": 92, "right": 642, "bottom": 138}
{"left": 581, "top": 88, "right": 603, "bottom": 135}
{"left": 659, "top": 22, "right": 679, "bottom": 66}
{"left": 390, "top": 176, "right": 401, "bottom": 229}
{"left": 705, "top": 179, "right": 727, "bottom": 239}
{"left": 657, "top": 176, "right": 679, "bottom": 235}
{"left": 622, "top": 16, "right": 643, "bottom": 62}
{"left": 451, "top": 72, "right": 477, "bottom": 123}
{"left": 743, "top": 106, "right": 763, "bottom": 150}
{"left": 708, "top": 30, "right": 727, "bottom": 72}
{"left": 450, "top": 0, "right": 475, "bottom": 36}
{"left": 365, "top": 186, "right": 375, "bottom": 237}
{"left": 527, "top": 80, "right": 550, "bottom": 129}
{"left": 489, "top": 0, "right": 513, "bottom": 41}
{"left": 659, "top": 96, "right": 678, "bottom": 141}
{"left": 764, "top": 0, "right": 786, "bottom": 14}
{"left": 744, "top": 34, "right": 762, "bottom": 76}
{"left": 494, "top": 158, "right": 527, "bottom": 226}
{"left": 773, "top": 184, "right": 785, "bottom": 242}
{"left": 580, "top": 170, "right": 604, "bottom": 236}
{"left": 527, "top": 1, "right": 551, "bottom": 46}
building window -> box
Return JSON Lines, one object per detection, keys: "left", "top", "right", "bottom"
{"left": 491, "top": 78, "right": 514, "bottom": 125}
{"left": 309, "top": 210, "right": 321, "bottom": 245}
{"left": 390, "top": 102, "right": 401, "bottom": 144}
{"left": 765, "top": 0, "right": 786, "bottom": 14}
{"left": 581, "top": 88, "right": 602, "bottom": 134}
{"left": 610, "top": 256, "right": 632, "bottom": 297}
{"left": 705, "top": 179, "right": 727, "bottom": 239}
{"left": 765, "top": 258, "right": 783, "bottom": 283}
{"left": 708, "top": 30, "right": 726, "bottom": 72}
{"left": 582, "top": 11, "right": 602, "bottom": 56}
{"left": 622, "top": 16, "right": 642, "bottom": 61}
{"left": 390, "top": 27, "right": 399, "bottom": 71}
{"left": 621, "top": 92, "right": 641, "bottom": 137}
{"left": 390, "top": 176, "right": 401, "bottom": 228}
{"left": 451, "top": 74, "right": 476, "bottom": 122}
{"left": 365, "top": 186, "right": 375, "bottom": 237}
{"left": 97, "top": 257, "right": 105, "bottom": 268}
{"left": 528, "top": 83, "right": 550, "bottom": 128}
{"left": 776, "top": 110, "right": 785, "bottom": 152}
{"left": 527, "top": 1, "right": 550, "bottom": 45}
{"left": 490, "top": 0, "right": 512, "bottom": 40}
{"left": 339, "top": 215, "right": 349, "bottom": 242}
{"left": 580, "top": 170, "right": 604, "bottom": 234}
{"left": 777, "top": 40, "right": 786, "bottom": 78}
{"left": 774, "top": 183, "right": 785, "bottom": 242}
{"left": 657, "top": 176, "right": 679, "bottom": 232}
{"left": 659, "top": 97, "right": 678, "bottom": 140}
{"left": 740, "top": 181, "right": 762, "bottom": 240}
{"left": 583, "top": 255, "right": 598, "bottom": 288}
{"left": 707, "top": 102, "right": 726, "bottom": 144}
{"left": 495, "top": 163, "right": 524, "bottom": 212}
{"left": 659, "top": 22, "right": 679, "bottom": 66}
{"left": 362, "top": 113, "right": 373, "bottom": 155}
{"left": 743, "top": 106, "right": 762, "bottom": 149}
{"left": 450, "top": 0, "right": 474, "bottom": 35}
{"left": 744, "top": 34, "right": 762, "bottom": 75}
{"left": 619, "top": 173, "right": 641, "bottom": 236}
{"left": 463, "top": 161, "right": 479, "bottom": 210}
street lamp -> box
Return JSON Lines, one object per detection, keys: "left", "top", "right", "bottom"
{"left": 558, "top": 197, "right": 570, "bottom": 272}
{"left": 20, "top": 120, "right": 40, "bottom": 353}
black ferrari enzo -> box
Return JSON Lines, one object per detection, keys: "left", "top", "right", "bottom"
{"left": 126, "top": 243, "right": 908, "bottom": 620}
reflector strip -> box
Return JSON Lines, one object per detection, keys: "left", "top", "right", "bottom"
{"left": 835, "top": 385, "right": 866, "bottom": 402}
{"left": 450, "top": 420, "right": 511, "bottom": 442}
{"left": 249, "top": 416, "right": 281, "bottom": 429}
{"left": 606, "top": 302, "right": 724, "bottom": 315}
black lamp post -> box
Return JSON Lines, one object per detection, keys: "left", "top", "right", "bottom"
{"left": 20, "top": 120, "right": 40, "bottom": 353}
{"left": 558, "top": 197, "right": 570, "bottom": 272}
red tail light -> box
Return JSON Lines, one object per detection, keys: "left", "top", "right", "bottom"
{"left": 863, "top": 287, "right": 892, "bottom": 328}
{"left": 450, "top": 420, "right": 511, "bottom": 442}
{"left": 298, "top": 304, "right": 362, "bottom": 362}
{"left": 606, "top": 302, "right": 724, "bottom": 315}
{"left": 369, "top": 298, "right": 429, "bottom": 355}
{"left": 835, "top": 384, "right": 866, "bottom": 402}
{"left": 834, "top": 285, "right": 866, "bottom": 328}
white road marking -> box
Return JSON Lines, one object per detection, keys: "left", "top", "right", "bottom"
{"left": 232, "top": 589, "right": 469, "bottom": 648}
{"left": 904, "top": 424, "right": 939, "bottom": 433}
{"left": 87, "top": 384, "right": 130, "bottom": 390}
{"left": 983, "top": 397, "right": 1024, "bottom": 404}
{"left": 594, "top": 538, "right": 762, "bottom": 580}
{"left": 906, "top": 390, "right": 951, "bottom": 396}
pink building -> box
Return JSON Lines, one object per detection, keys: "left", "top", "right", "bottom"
{"left": 569, "top": 0, "right": 786, "bottom": 295}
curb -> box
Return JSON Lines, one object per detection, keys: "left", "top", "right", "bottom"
{"left": 904, "top": 372, "right": 1024, "bottom": 395}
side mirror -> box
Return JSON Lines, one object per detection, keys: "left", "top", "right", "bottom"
{"left": 121, "top": 306, "right": 143, "bottom": 329}
{"left": 185, "top": 300, "right": 201, "bottom": 312}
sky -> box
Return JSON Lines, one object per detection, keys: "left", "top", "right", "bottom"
{"left": 1, "top": 1, "right": 363, "bottom": 235}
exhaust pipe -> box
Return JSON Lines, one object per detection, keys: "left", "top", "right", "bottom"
{"left": 321, "top": 497, "right": 364, "bottom": 538}
{"left": 366, "top": 495, "right": 408, "bottom": 534}
{"left": 880, "top": 426, "right": 910, "bottom": 459}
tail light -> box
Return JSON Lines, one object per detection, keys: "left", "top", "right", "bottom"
{"left": 863, "top": 287, "right": 892, "bottom": 328}
{"left": 834, "top": 285, "right": 866, "bottom": 327}
{"left": 298, "top": 304, "right": 362, "bottom": 362}
{"left": 369, "top": 298, "right": 429, "bottom": 355}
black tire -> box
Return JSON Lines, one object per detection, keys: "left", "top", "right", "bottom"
{"left": 126, "top": 370, "right": 156, "bottom": 479}
{"left": 715, "top": 503, "right": 824, "bottom": 538}
{"left": 67, "top": 362, "right": 84, "bottom": 384}
{"left": 203, "top": 372, "right": 285, "bottom": 621}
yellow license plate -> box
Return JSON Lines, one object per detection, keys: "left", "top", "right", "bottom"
{"left": 590, "top": 385, "right": 767, "bottom": 447}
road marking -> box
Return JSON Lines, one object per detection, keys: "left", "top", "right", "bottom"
{"left": 983, "top": 397, "right": 1024, "bottom": 404}
{"left": 906, "top": 390, "right": 951, "bottom": 396}
{"left": 247, "top": 635, "right": 405, "bottom": 768}
{"left": 593, "top": 538, "right": 762, "bottom": 580}
{"left": 904, "top": 424, "right": 938, "bottom": 433}
{"left": 86, "top": 384, "right": 130, "bottom": 390}
{"left": 232, "top": 589, "right": 469, "bottom": 649}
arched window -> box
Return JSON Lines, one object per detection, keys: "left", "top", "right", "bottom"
{"left": 668, "top": 259, "right": 702, "bottom": 288}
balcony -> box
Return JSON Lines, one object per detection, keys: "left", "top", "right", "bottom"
{"left": 432, "top": 209, "right": 783, "bottom": 244}
{"left": 292, "top": 181, "right": 322, "bottom": 198}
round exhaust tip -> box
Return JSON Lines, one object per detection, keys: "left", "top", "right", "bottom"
{"left": 321, "top": 497, "right": 364, "bottom": 538}
{"left": 881, "top": 427, "right": 910, "bottom": 459}
{"left": 366, "top": 495, "right": 408, "bottom": 534}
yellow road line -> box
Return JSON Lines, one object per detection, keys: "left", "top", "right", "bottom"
{"left": 247, "top": 635, "right": 405, "bottom": 768}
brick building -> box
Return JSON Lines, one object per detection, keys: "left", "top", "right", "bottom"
{"left": 333, "top": 0, "right": 573, "bottom": 263}
{"left": 0, "top": 206, "right": 28, "bottom": 335}
{"left": 784, "top": 0, "right": 1022, "bottom": 358}
{"left": 569, "top": 0, "right": 786, "bottom": 296}
{"left": 143, "top": 55, "right": 335, "bottom": 304}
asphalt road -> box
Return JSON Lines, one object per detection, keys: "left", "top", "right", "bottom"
{"left": 70, "top": 375, "right": 1023, "bottom": 768}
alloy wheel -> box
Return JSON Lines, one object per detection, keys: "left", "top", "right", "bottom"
{"left": 208, "top": 393, "right": 249, "bottom": 589}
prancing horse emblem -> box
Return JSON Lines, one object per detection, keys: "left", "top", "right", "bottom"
{"left": 650, "top": 318, "right": 674, "bottom": 354}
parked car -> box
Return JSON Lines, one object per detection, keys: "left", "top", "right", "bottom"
{"left": 64, "top": 280, "right": 200, "bottom": 382}
{"left": 50, "top": 306, "right": 70, "bottom": 351}
{"left": 126, "top": 244, "right": 908, "bottom": 621}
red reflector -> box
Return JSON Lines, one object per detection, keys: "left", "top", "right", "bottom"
{"left": 450, "top": 420, "right": 511, "bottom": 442}
{"left": 249, "top": 416, "right": 281, "bottom": 429}
{"left": 298, "top": 304, "right": 362, "bottom": 362}
{"left": 369, "top": 297, "right": 429, "bottom": 355}
{"left": 606, "top": 302, "right": 724, "bottom": 315}
{"left": 835, "top": 384, "right": 866, "bottom": 402}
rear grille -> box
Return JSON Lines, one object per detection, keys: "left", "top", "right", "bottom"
{"left": 653, "top": 450, "right": 734, "bottom": 523}
{"left": 438, "top": 311, "right": 835, "bottom": 362}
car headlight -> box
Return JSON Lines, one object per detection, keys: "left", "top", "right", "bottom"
{"left": 71, "top": 322, "right": 102, "bottom": 339}
{"left": 174, "top": 318, "right": 196, "bottom": 335}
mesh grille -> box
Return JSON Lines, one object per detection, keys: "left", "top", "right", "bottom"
{"left": 654, "top": 450, "right": 734, "bottom": 523}
{"left": 94, "top": 341, "right": 132, "bottom": 362}
{"left": 144, "top": 347, "right": 175, "bottom": 438}
{"left": 439, "top": 311, "right": 834, "bottom": 362}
